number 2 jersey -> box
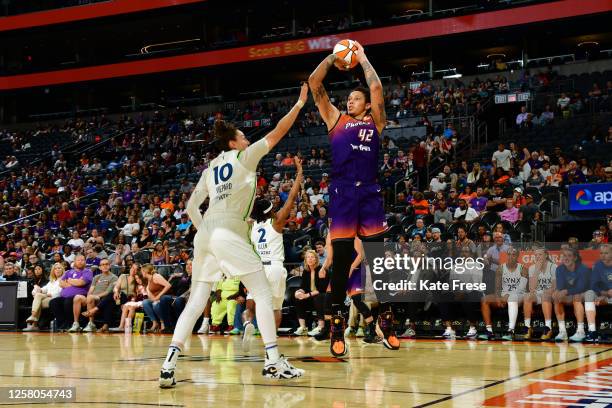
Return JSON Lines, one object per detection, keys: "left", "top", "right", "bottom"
{"left": 251, "top": 218, "right": 285, "bottom": 263}
{"left": 329, "top": 114, "right": 380, "bottom": 184}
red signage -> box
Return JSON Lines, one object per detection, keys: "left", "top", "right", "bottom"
{"left": 0, "top": 0, "right": 205, "bottom": 32}
{"left": 1, "top": 0, "right": 610, "bottom": 90}
{"left": 484, "top": 357, "right": 612, "bottom": 407}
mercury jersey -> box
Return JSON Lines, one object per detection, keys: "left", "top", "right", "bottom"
{"left": 329, "top": 114, "right": 380, "bottom": 184}
{"left": 251, "top": 218, "right": 285, "bottom": 263}
{"left": 501, "top": 263, "right": 526, "bottom": 296}
{"left": 189, "top": 138, "right": 269, "bottom": 223}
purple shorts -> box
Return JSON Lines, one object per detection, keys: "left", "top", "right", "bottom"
{"left": 329, "top": 182, "right": 387, "bottom": 241}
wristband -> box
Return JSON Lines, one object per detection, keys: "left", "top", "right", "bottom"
{"left": 295, "top": 100, "right": 305, "bottom": 109}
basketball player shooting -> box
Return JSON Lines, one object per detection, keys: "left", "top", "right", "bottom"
{"left": 308, "top": 42, "right": 400, "bottom": 356}
{"left": 159, "top": 83, "right": 309, "bottom": 388}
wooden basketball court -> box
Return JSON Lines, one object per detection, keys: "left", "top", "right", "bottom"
{"left": 1, "top": 332, "right": 611, "bottom": 407}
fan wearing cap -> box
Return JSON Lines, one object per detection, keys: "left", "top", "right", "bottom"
{"left": 243, "top": 157, "right": 304, "bottom": 349}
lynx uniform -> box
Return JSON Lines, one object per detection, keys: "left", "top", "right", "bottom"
{"left": 250, "top": 217, "right": 287, "bottom": 309}
{"left": 190, "top": 138, "right": 268, "bottom": 283}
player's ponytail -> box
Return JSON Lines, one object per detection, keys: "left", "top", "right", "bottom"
{"left": 214, "top": 120, "right": 238, "bottom": 151}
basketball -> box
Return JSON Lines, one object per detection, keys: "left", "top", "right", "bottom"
{"left": 333, "top": 39, "right": 359, "bottom": 69}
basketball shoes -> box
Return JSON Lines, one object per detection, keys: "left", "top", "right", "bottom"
{"left": 375, "top": 311, "right": 400, "bottom": 350}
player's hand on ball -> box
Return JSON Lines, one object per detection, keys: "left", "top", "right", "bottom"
{"left": 353, "top": 41, "right": 367, "bottom": 63}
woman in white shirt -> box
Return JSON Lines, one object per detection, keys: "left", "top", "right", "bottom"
{"left": 23, "top": 263, "right": 66, "bottom": 331}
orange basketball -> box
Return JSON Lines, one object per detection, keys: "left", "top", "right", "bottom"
{"left": 333, "top": 39, "right": 359, "bottom": 69}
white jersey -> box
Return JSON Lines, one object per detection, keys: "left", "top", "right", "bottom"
{"left": 251, "top": 218, "right": 285, "bottom": 263}
{"left": 501, "top": 263, "right": 526, "bottom": 296}
{"left": 528, "top": 261, "right": 556, "bottom": 293}
{"left": 187, "top": 138, "right": 269, "bottom": 225}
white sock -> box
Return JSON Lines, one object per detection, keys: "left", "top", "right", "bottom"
{"left": 558, "top": 320, "right": 566, "bottom": 333}
{"left": 201, "top": 317, "right": 210, "bottom": 326}
{"left": 524, "top": 318, "right": 531, "bottom": 328}
{"left": 545, "top": 320, "right": 552, "bottom": 329}
{"left": 576, "top": 322, "right": 584, "bottom": 333}
{"left": 241, "top": 270, "right": 279, "bottom": 361}
{"left": 486, "top": 325, "right": 493, "bottom": 333}
{"left": 469, "top": 326, "right": 476, "bottom": 331}
{"left": 588, "top": 323, "right": 596, "bottom": 332}
{"left": 265, "top": 344, "right": 280, "bottom": 363}
{"left": 508, "top": 302, "right": 518, "bottom": 331}
{"left": 446, "top": 326, "right": 453, "bottom": 331}
{"left": 162, "top": 345, "right": 181, "bottom": 370}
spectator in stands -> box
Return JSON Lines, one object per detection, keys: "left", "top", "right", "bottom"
{"left": 411, "top": 192, "right": 429, "bottom": 217}
{"left": 557, "top": 93, "right": 570, "bottom": 111}
{"left": 429, "top": 173, "right": 447, "bottom": 193}
{"left": 49, "top": 254, "right": 93, "bottom": 332}
{"left": 142, "top": 264, "right": 173, "bottom": 332}
{"left": 294, "top": 250, "right": 328, "bottom": 336}
{"left": 410, "top": 218, "right": 427, "bottom": 240}
{"left": 546, "top": 165, "right": 563, "bottom": 187}
{"left": 467, "top": 163, "right": 483, "bottom": 186}
{"left": 499, "top": 198, "right": 519, "bottom": 223}
{"left": 453, "top": 199, "right": 479, "bottom": 223}
{"left": 24, "top": 263, "right": 65, "bottom": 331}
{"left": 492, "top": 143, "right": 512, "bottom": 172}
{"left": 470, "top": 187, "right": 488, "bottom": 214}
{"left": 526, "top": 169, "right": 545, "bottom": 190}
{"left": 81, "top": 259, "right": 118, "bottom": 332}
{"left": 516, "top": 106, "right": 530, "bottom": 128}
{"left": 158, "top": 259, "right": 192, "bottom": 333}
{"left": 563, "top": 161, "right": 586, "bottom": 184}
{"left": 434, "top": 200, "right": 453, "bottom": 225}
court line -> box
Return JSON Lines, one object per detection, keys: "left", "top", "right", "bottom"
{"left": 412, "top": 346, "right": 612, "bottom": 408}
{"left": 178, "top": 378, "right": 452, "bottom": 396}
{"left": 0, "top": 374, "right": 450, "bottom": 397}
{"left": 0, "top": 374, "right": 155, "bottom": 383}
{"left": 0, "top": 402, "right": 183, "bottom": 407}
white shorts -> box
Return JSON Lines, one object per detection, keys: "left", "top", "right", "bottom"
{"left": 192, "top": 217, "right": 263, "bottom": 283}
{"left": 246, "top": 262, "right": 287, "bottom": 310}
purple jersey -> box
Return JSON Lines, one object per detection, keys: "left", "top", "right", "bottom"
{"left": 329, "top": 114, "right": 380, "bottom": 184}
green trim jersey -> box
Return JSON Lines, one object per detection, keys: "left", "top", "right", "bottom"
{"left": 189, "top": 138, "right": 269, "bottom": 224}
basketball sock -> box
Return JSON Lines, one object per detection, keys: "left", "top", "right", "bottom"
{"left": 558, "top": 320, "right": 566, "bottom": 333}
{"left": 170, "top": 281, "right": 212, "bottom": 347}
{"left": 576, "top": 322, "right": 584, "bottom": 333}
{"left": 241, "top": 270, "right": 278, "bottom": 353}
{"left": 162, "top": 345, "right": 181, "bottom": 370}
{"left": 265, "top": 344, "right": 280, "bottom": 363}
{"left": 524, "top": 318, "right": 531, "bottom": 328}
{"left": 508, "top": 302, "right": 518, "bottom": 331}
{"left": 486, "top": 325, "right": 493, "bottom": 333}
{"left": 588, "top": 323, "right": 596, "bottom": 332}
{"left": 545, "top": 320, "right": 552, "bottom": 329}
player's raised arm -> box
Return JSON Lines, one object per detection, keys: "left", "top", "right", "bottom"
{"left": 354, "top": 42, "right": 386, "bottom": 134}
{"left": 186, "top": 168, "right": 209, "bottom": 230}
{"left": 264, "top": 82, "right": 309, "bottom": 150}
{"left": 308, "top": 55, "right": 342, "bottom": 131}
{"left": 239, "top": 83, "right": 308, "bottom": 172}
{"left": 273, "top": 157, "right": 303, "bottom": 232}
